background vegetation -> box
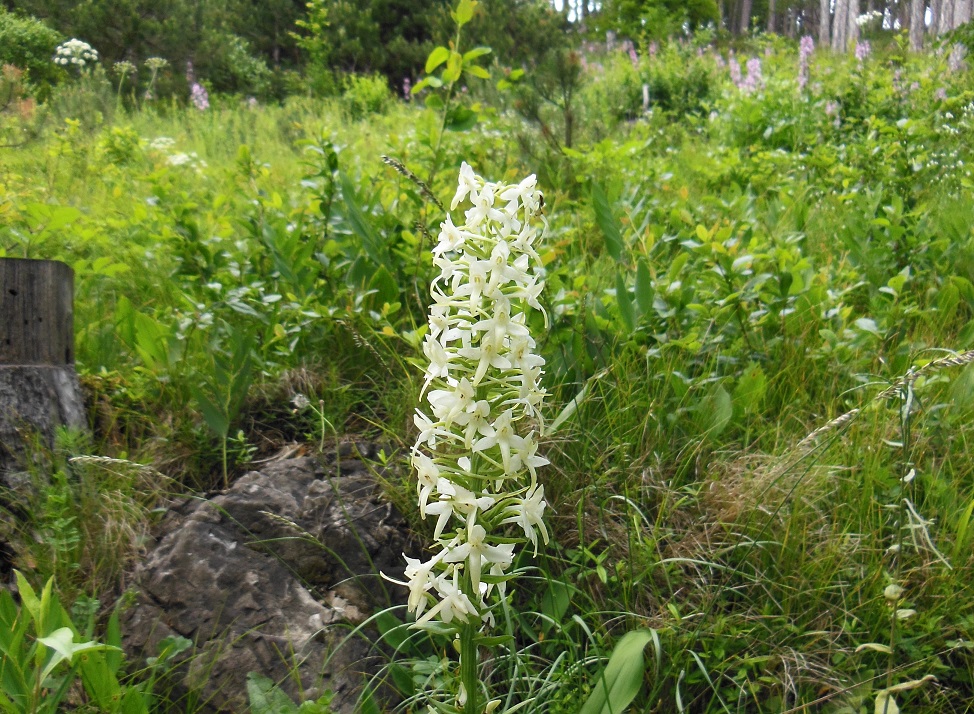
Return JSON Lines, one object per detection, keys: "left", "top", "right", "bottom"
{"left": 2, "top": 0, "right": 974, "bottom": 712}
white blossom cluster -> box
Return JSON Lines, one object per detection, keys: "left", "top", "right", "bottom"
{"left": 855, "top": 10, "right": 883, "bottom": 27}
{"left": 394, "top": 162, "right": 550, "bottom": 629}
{"left": 54, "top": 39, "right": 99, "bottom": 68}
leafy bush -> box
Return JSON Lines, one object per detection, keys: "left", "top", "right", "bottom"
{"left": 0, "top": 8, "right": 62, "bottom": 90}
{"left": 341, "top": 72, "right": 392, "bottom": 119}
{"left": 642, "top": 40, "right": 718, "bottom": 115}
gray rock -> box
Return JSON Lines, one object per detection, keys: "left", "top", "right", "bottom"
{"left": 122, "top": 448, "right": 416, "bottom": 712}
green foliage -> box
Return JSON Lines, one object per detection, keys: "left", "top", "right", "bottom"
{"left": 642, "top": 41, "right": 718, "bottom": 115}
{"left": 341, "top": 73, "right": 392, "bottom": 119}
{"left": 0, "top": 7, "right": 62, "bottom": 89}
{"left": 246, "top": 673, "right": 334, "bottom": 713}
{"left": 2, "top": 28, "right": 974, "bottom": 713}
{"left": 600, "top": 0, "right": 720, "bottom": 41}
{"left": 578, "top": 629, "right": 659, "bottom": 714}
{"left": 0, "top": 572, "right": 146, "bottom": 714}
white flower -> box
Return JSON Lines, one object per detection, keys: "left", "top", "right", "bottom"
{"left": 417, "top": 568, "right": 478, "bottom": 625}
{"left": 473, "top": 409, "right": 526, "bottom": 475}
{"left": 443, "top": 523, "right": 515, "bottom": 593}
{"left": 402, "top": 553, "right": 441, "bottom": 618}
{"left": 425, "top": 478, "right": 495, "bottom": 539}
{"left": 394, "top": 162, "right": 549, "bottom": 631}
{"left": 451, "top": 161, "right": 481, "bottom": 210}
{"left": 500, "top": 484, "right": 550, "bottom": 555}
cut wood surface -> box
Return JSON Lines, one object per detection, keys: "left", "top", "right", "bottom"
{"left": 0, "top": 259, "right": 85, "bottom": 473}
{"left": 0, "top": 258, "right": 74, "bottom": 366}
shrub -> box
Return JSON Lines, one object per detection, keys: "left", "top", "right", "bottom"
{"left": 341, "top": 72, "right": 391, "bottom": 119}
{"left": 0, "top": 8, "right": 63, "bottom": 91}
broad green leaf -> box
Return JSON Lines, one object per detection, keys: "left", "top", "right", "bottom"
{"left": 453, "top": 0, "right": 477, "bottom": 25}
{"left": 247, "top": 672, "right": 299, "bottom": 714}
{"left": 368, "top": 264, "right": 400, "bottom": 308}
{"left": 462, "top": 46, "right": 491, "bottom": 61}
{"left": 874, "top": 692, "right": 898, "bottom": 714}
{"left": 442, "top": 52, "right": 463, "bottom": 83}
{"left": 578, "top": 629, "right": 655, "bottom": 714}
{"left": 464, "top": 64, "right": 490, "bottom": 79}
{"left": 14, "top": 572, "right": 40, "bottom": 630}
{"left": 340, "top": 173, "right": 388, "bottom": 269}
{"left": 592, "top": 183, "right": 624, "bottom": 262}
{"left": 191, "top": 387, "right": 230, "bottom": 438}
{"left": 733, "top": 363, "right": 767, "bottom": 414}
{"left": 952, "top": 494, "right": 974, "bottom": 562}
{"left": 79, "top": 650, "right": 122, "bottom": 709}
{"left": 445, "top": 106, "right": 478, "bottom": 131}
{"left": 634, "top": 259, "right": 653, "bottom": 315}
{"left": 425, "top": 46, "right": 450, "bottom": 74}
{"left": 37, "top": 628, "right": 118, "bottom": 684}
{"left": 615, "top": 272, "right": 635, "bottom": 333}
{"left": 105, "top": 612, "right": 122, "bottom": 672}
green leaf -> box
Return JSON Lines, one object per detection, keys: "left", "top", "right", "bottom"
{"left": 453, "top": 0, "right": 477, "bottom": 25}
{"left": 78, "top": 650, "right": 122, "bottom": 709}
{"left": 445, "top": 106, "right": 478, "bottom": 131}
{"left": 425, "top": 46, "right": 450, "bottom": 74}
{"left": 708, "top": 385, "right": 733, "bottom": 438}
{"left": 37, "top": 628, "right": 118, "bottom": 684}
{"left": 615, "top": 271, "right": 635, "bottom": 333}
{"left": 549, "top": 369, "right": 608, "bottom": 434}
{"left": 634, "top": 259, "right": 654, "bottom": 315}
{"left": 733, "top": 363, "right": 767, "bottom": 414}
{"left": 340, "top": 173, "right": 388, "bottom": 269}
{"left": 14, "top": 572, "right": 40, "bottom": 630}
{"left": 579, "top": 629, "right": 655, "bottom": 714}
{"left": 442, "top": 51, "right": 463, "bottom": 83}
{"left": 247, "top": 672, "right": 300, "bottom": 714}
{"left": 592, "top": 183, "right": 624, "bottom": 262}
{"left": 462, "top": 46, "right": 491, "bottom": 61}
{"left": 368, "top": 264, "right": 400, "bottom": 308}
{"left": 464, "top": 64, "right": 490, "bottom": 79}
{"left": 104, "top": 611, "right": 122, "bottom": 672}
{"left": 190, "top": 387, "right": 230, "bottom": 438}
{"left": 474, "top": 634, "right": 515, "bottom": 648}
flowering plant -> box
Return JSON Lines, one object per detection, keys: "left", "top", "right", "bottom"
{"left": 53, "top": 39, "right": 98, "bottom": 70}
{"left": 391, "top": 161, "right": 550, "bottom": 713}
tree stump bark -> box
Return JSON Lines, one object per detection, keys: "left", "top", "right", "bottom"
{"left": 0, "top": 258, "right": 87, "bottom": 474}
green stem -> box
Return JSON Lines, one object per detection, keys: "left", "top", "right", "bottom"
{"left": 460, "top": 622, "right": 478, "bottom": 714}
{"left": 886, "top": 382, "right": 914, "bottom": 704}
{"left": 460, "top": 567, "right": 479, "bottom": 714}
{"left": 221, "top": 436, "right": 228, "bottom": 490}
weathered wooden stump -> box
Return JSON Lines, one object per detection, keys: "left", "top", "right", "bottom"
{"left": 0, "top": 258, "right": 87, "bottom": 474}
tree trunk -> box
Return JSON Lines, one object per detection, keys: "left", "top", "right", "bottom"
{"left": 832, "top": 0, "right": 848, "bottom": 50}
{"left": 910, "top": 0, "right": 925, "bottom": 48}
{"left": 0, "top": 259, "right": 86, "bottom": 475}
{"left": 767, "top": 0, "right": 778, "bottom": 32}
{"left": 740, "top": 0, "right": 754, "bottom": 33}
{"left": 847, "top": 0, "right": 861, "bottom": 48}
{"left": 957, "top": 0, "right": 972, "bottom": 27}
{"left": 820, "top": 0, "right": 832, "bottom": 45}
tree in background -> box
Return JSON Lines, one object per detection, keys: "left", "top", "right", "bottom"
{"left": 1, "top": 0, "right": 279, "bottom": 95}
{"left": 0, "top": 6, "right": 61, "bottom": 89}
{"left": 598, "top": 0, "right": 720, "bottom": 40}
